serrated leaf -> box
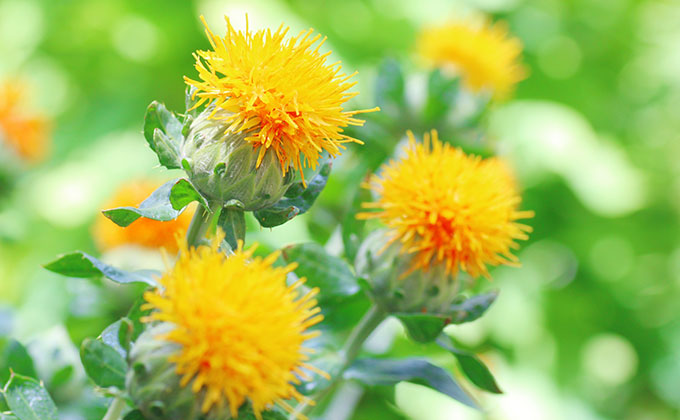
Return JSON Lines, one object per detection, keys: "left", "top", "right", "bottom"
{"left": 281, "top": 243, "right": 358, "bottom": 302}
{"left": 4, "top": 373, "right": 58, "bottom": 420}
{"left": 344, "top": 358, "right": 478, "bottom": 409}
{"left": 102, "top": 178, "right": 208, "bottom": 227}
{"left": 375, "top": 58, "right": 405, "bottom": 117}
{"left": 43, "top": 252, "right": 159, "bottom": 287}
{"left": 423, "top": 69, "right": 460, "bottom": 123}
{"left": 436, "top": 334, "right": 502, "bottom": 394}
{"left": 253, "top": 160, "right": 331, "bottom": 228}
{"left": 0, "top": 339, "right": 37, "bottom": 384}
{"left": 80, "top": 339, "right": 126, "bottom": 389}
{"left": 143, "top": 101, "right": 182, "bottom": 169}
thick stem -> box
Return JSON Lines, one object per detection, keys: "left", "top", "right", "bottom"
{"left": 102, "top": 397, "right": 126, "bottom": 420}
{"left": 185, "top": 203, "right": 217, "bottom": 247}
{"left": 292, "top": 304, "right": 388, "bottom": 419}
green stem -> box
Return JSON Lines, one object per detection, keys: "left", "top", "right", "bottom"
{"left": 102, "top": 396, "right": 126, "bottom": 420}
{"left": 185, "top": 203, "right": 217, "bottom": 247}
{"left": 293, "top": 304, "right": 388, "bottom": 418}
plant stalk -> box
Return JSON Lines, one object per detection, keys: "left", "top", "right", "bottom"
{"left": 185, "top": 203, "right": 217, "bottom": 247}
{"left": 102, "top": 396, "right": 126, "bottom": 420}
{"left": 292, "top": 304, "right": 388, "bottom": 419}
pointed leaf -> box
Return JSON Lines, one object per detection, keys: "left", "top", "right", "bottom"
{"left": 394, "top": 314, "right": 447, "bottom": 343}
{"left": 448, "top": 291, "right": 498, "bottom": 324}
{"left": 344, "top": 358, "right": 478, "bottom": 409}
{"left": 127, "top": 297, "right": 152, "bottom": 342}
{"left": 143, "top": 101, "right": 182, "bottom": 169}
{"left": 0, "top": 339, "right": 37, "bottom": 384}
{"left": 102, "top": 178, "right": 207, "bottom": 227}
{"left": 375, "top": 58, "right": 405, "bottom": 117}
{"left": 43, "top": 251, "right": 159, "bottom": 287}
{"left": 281, "top": 243, "right": 358, "bottom": 302}
{"left": 253, "top": 160, "right": 331, "bottom": 228}
{"left": 100, "top": 320, "right": 126, "bottom": 359}
{"left": 436, "top": 334, "right": 502, "bottom": 394}
{"left": 4, "top": 373, "right": 58, "bottom": 420}
{"left": 217, "top": 206, "right": 245, "bottom": 251}
{"left": 80, "top": 339, "right": 126, "bottom": 389}
{"left": 423, "top": 69, "right": 460, "bottom": 123}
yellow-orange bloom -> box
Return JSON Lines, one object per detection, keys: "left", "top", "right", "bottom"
{"left": 418, "top": 20, "right": 526, "bottom": 99}
{"left": 93, "top": 180, "right": 193, "bottom": 253}
{"left": 185, "top": 16, "right": 378, "bottom": 180}
{"left": 358, "top": 130, "right": 533, "bottom": 278}
{"left": 143, "top": 235, "right": 324, "bottom": 419}
{"left": 0, "top": 81, "right": 50, "bottom": 163}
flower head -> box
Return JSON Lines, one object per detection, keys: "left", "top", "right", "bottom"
{"left": 143, "top": 235, "right": 323, "bottom": 418}
{"left": 0, "top": 81, "right": 50, "bottom": 163}
{"left": 185, "top": 16, "right": 378, "bottom": 181}
{"left": 93, "top": 180, "right": 194, "bottom": 252}
{"left": 358, "top": 130, "right": 533, "bottom": 279}
{"left": 418, "top": 20, "right": 526, "bottom": 99}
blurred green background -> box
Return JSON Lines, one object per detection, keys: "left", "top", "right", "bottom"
{"left": 1, "top": 0, "right": 679, "bottom": 419}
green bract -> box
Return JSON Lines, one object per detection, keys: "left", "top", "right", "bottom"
{"left": 355, "top": 229, "right": 458, "bottom": 314}
{"left": 181, "top": 108, "right": 295, "bottom": 210}
{"left": 126, "top": 324, "right": 230, "bottom": 420}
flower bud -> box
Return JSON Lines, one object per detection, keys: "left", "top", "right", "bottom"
{"left": 126, "top": 323, "right": 230, "bottom": 420}
{"left": 181, "top": 108, "right": 295, "bottom": 211}
{"left": 355, "top": 230, "right": 461, "bottom": 314}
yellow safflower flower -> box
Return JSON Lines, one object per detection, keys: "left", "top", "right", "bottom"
{"left": 418, "top": 20, "right": 526, "bottom": 99}
{"left": 143, "top": 235, "right": 324, "bottom": 419}
{"left": 0, "top": 81, "right": 50, "bottom": 163}
{"left": 358, "top": 130, "right": 533, "bottom": 278}
{"left": 93, "top": 180, "right": 194, "bottom": 253}
{"left": 185, "top": 16, "right": 378, "bottom": 181}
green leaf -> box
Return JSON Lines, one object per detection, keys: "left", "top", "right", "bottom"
{"left": 436, "top": 334, "right": 502, "bottom": 394}
{"left": 341, "top": 172, "right": 372, "bottom": 261}
{"left": 0, "top": 413, "right": 18, "bottom": 420}
{"left": 43, "top": 251, "right": 159, "bottom": 287}
{"left": 281, "top": 243, "right": 358, "bottom": 302}
{"left": 126, "top": 297, "right": 152, "bottom": 342}
{"left": 423, "top": 69, "right": 460, "bottom": 123}
{"left": 217, "top": 205, "right": 245, "bottom": 251}
{"left": 0, "top": 339, "right": 37, "bottom": 384}
{"left": 80, "top": 339, "right": 127, "bottom": 389}
{"left": 448, "top": 291, "right": 498, "bottom": 324}
{"left": 123, "top": 410, "right": 147, "bottom": 420}
{"left": 344, "top": 358, "right": 478, "bottom": 410}
{"left": 253, "top": 160, "right": 332, "bottom": 228}
{"left": 102, "top": 178, "right": 208, "bottom": 227}
{"left": 49, "top": 365, "right": 73, "bottom": 388}
{"left": 0, "top": 389, "right": 9, "bottom": 411}
{"left": 394, "top": 314, "right": 448, "bottom": 343}
{"left": 392, "top": 291, "right": 498, "bottom": 343}
{"left": 237, "top": 405, "right": 287, "bottom": 420}
{"left": 143, "top": 101, "right": 183, "bottom": 169}
{"left": 375, "top": 58, "right": 405, "bottom": 117}
{"left": 100, "top": 321, "right": 126, "bottom": 359}
{"left": 3, "top": 373, "right": 58, "bottom": 420}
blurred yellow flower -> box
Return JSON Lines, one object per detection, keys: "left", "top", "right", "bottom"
{"left": 93, "top": 180, "right": 193, "bottom": 253}
{"left": 0, "top": 81, "right": 50, "bottom": 163}
{"left": 143, "top": 235, "right": 324, "bottom": 419}
{"left": 185, "top": 16, "right": 378, "bottom": 182}
{"left": 358, "top": 130, "right": 533, "bottom": 278}
{"left": 418, "top": 20, "right": 526, "bottom": 99}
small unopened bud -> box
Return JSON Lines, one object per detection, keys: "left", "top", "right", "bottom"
{"left": 181, "top": 108, "right": 295, "bottom": 210}
{"left": 355, "top": 230, "right": 461, "bottom": 313}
